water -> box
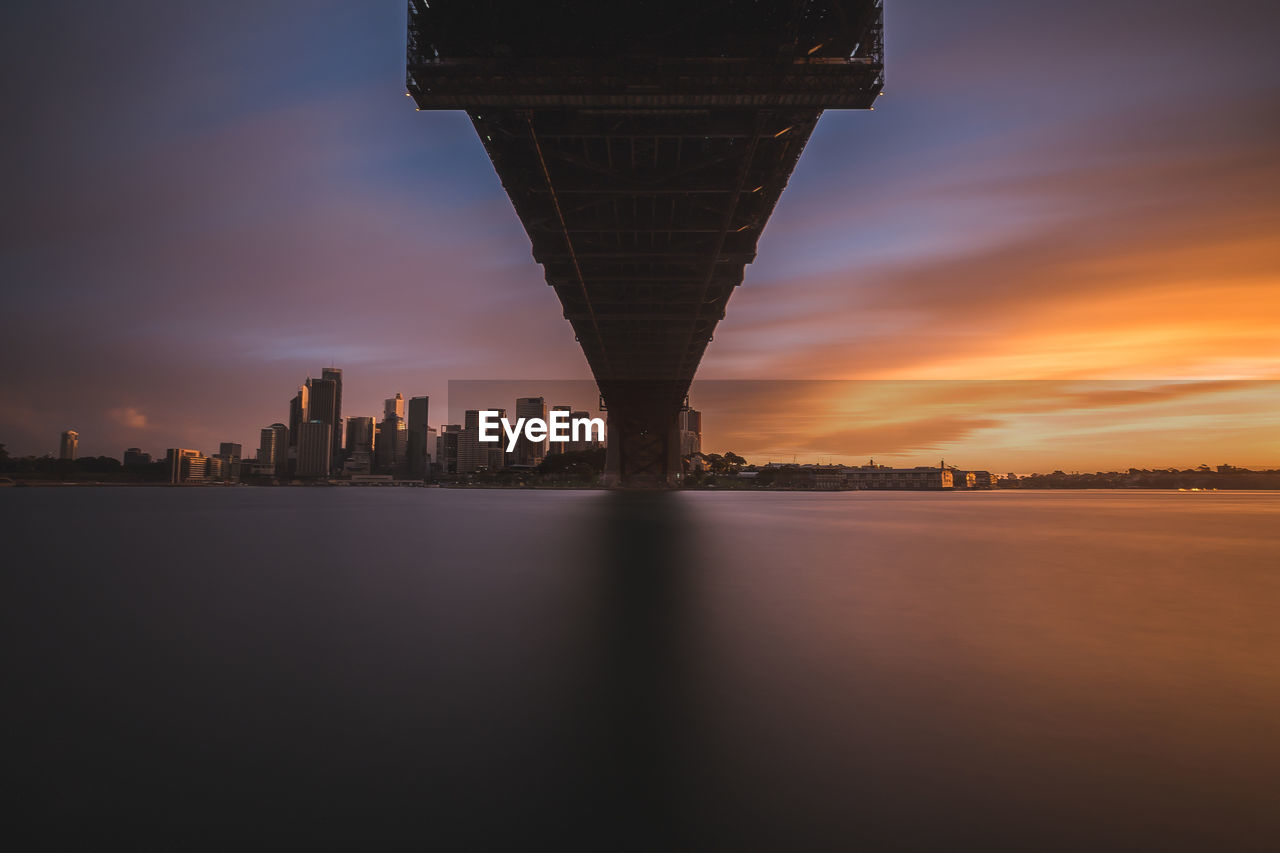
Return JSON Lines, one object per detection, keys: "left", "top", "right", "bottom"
{"left": 4, "top": 488, "right": 1278, "bottom": 849}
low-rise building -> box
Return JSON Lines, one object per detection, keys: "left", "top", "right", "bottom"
{"left": 761, "top": 462, "right": 956, "bottom": 490}
{"left": 123, "top": 447, "right": 151, "bottom": 466}
{"left": 166, "top": 448, "right": 207, "bottom": 484}
{"left": 844, "top": 466, "right": 952, "bottom": 489}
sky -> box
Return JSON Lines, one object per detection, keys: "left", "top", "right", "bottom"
{"left": 2, "top": 1, "right": 1278, "bottom": 469}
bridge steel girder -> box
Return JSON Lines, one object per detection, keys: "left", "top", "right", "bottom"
{"left": 407, "top": 0, "right": 884, "bottom": 487}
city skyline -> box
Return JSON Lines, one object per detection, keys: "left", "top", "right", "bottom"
{"left": 2, "top": 1, "right": 1277, "bottom": 466}
{"left": 19, "top": 374, "right": 1280, "bottom": 474}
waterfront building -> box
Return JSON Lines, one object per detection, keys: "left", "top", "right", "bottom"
{"left": 513, "top": 397, "right": 549, "bottom": 466}
{"left": 407, "top": 396, "right": 434, "bottom": 479}
{"left": 436, "top": 424, "right": 461, "bottom": 474}
{"left": 343, "top": 451, "right": 373, "bottom": 476}
{"left": 166, "top": 448, "right": 207, "bottom": 484}
{"left": 376, "top": 395, "right": 407, "bottom": 473}
{"left": 345, "top": 416, "right": 375, "bottom": 457}
{"left": 678, "top": 408, "right": 702, "bottom": 456}
{"left": 123, "top": 447, "right": 151, "bottom": 466}
{"left": 566, "top": 411, "right": 602, "bottom": 453}
{"left": 546, "top": 405, "right": 572, "bottom": 455}
{"left": 288, "top": 384, "right": 309, "bottom": 449}
{"left": 322, "top": 367, "right": 343, "bottom": 452}
{"left": 237, "top": 459, "right": 274, "bottom": 478}
{"left": 296, "top": 420, "right": 332, "bottom": 478}
{"left": 949, "top": 469, "right": 995, "bottom": 489}
{"left": 458, "top": 408, "right": 505, "bottom": 473}
{"left": 257, "top": 423, "right": 289, "bottom": 475}
{"left": 208, "top": 442, "right": 242, "bottom": 482}
{"left": 307, "top": 377, "right": 338, "bottom": 432}
{"left": 763, "top": 462, "right": 956, "bottom": 490}
{"left": 843, "top": 465, "right": 953, "bottom": 490}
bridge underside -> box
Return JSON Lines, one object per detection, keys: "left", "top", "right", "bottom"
{"left": 408, "top": 1, "right": 884, "bottom": 486}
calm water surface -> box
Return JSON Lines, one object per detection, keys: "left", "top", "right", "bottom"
{"left": 4, "top": 488, "right": 1278, "bottom": 849}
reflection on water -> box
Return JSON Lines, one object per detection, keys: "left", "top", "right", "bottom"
{"left": 4, "top": 489, "right": 1279, "bottom": 849}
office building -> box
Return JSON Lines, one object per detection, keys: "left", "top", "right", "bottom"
{"left": 345, "top": 416, "right": 375, "bottom": 458}
{"left": 385, "top": 393, "right": 404, "bottom": 420}
{"left": 209, "top": 442, "right": 242, "bottom": 482}
{"left": 60, "top": 430, "right": 78, "bottom": 460}
{"left": 288, "top": 384, "right": 309, "bottom": 449}
{"left": 305, "top": 375, "right": 338, "bottom": 468}
{"left": 123, "top": 447, "right": 151, "bottom": 466}
{"left": 567, "top": 411, "right": 603, "bottom": 453}
{"left": 296, "top": 420, "right": 332, "bottom": 478}
{"left": 458, "top": 408, "right": 505, "bottom": 473}
{"left": 307, "top": 377, "right": 338, "bottom": 432}
{"left": 436, "top": 424, "right": 461, "bottom": 474}
{"left": 546, "top": 405, "right": 572, "bottom": 455}
{"left": 407, "top": 396, "right": 434, "bottom": 479}
{"left": 208, "top": 456, "right": 227, "bottom": 480}
{"left": 376, "top": 394, "right": 407, "bottom": 473}
{"left": 342, "top": 451, "right": 373, "bottom": 476}
{"left": 678, "top": 408, "right": 702, "bottom": 456}
{"left": 257, "top": 424, "right": 289, "bottom": 475}
{"left": 513, "top": 397, "right": 549, "bottom": 466}
{"left": 166, "top": 448, "right": 207, "bottom": 484}
{"left": 322, "top": 367, "right": 343, "bottom": 449}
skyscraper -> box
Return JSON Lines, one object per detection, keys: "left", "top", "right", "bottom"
{"left": 296, "top": 420, "right": 332, "bottom": 478}
{"left": 340, "top": 416, "right": 375, "bottom": 476}
{"left": 514, "top": 397, "right": 549, "bottom": 466}
{"left": 546, "top": 405, "right": 572, "bottom": 456}
{"left": 306, "top": 375, "right": 338, "bottom": 466}
{"left": 288, "top": 384, "right": 309, "bottom": 449}
{"left": 211, "top": 442, "right": 242, "bottom": 482}
{"left": 407, "top": 396, "right": 433, "bottom": 479}
{"left": 307, "top": 377, "right": 337, "bottom": 429}
{"left": 322, "top": 367, "right": 343, "bottom": 450}
{"left": 679, "top": 408, "right": 702, "bottom": 456}
{"left": 59, "top": 430, "right": 78, "bottom": 460}
{"left": 436, "top": 424, "right": 461, "bottom": 474}
{"left": 567, "top": 411, "right": 602, "bottom": 453}
{"left": 458, "top": 408, "right": 505, "bottom": 473}
{"left": 345, "top": 416, "right": 375, "bottom": 456}
{"left": 257, "top": 424, "right": 289, "bottom": 475}
{"left": 376, "top": 394, "right": 407, "bottom": 473}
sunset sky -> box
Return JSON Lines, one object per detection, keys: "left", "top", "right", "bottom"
{"left": 2, "top": 1, "right": 1277, "bottom": 468}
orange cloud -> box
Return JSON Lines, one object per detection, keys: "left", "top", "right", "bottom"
{"left": 688, "top": 380, "right": 1279, "bottom": 471}
{"left": 107, "top": 407, "right": 150, "bottom": 429}
{"left": 707, "top": 93, "right": 1280, "bottom": 385}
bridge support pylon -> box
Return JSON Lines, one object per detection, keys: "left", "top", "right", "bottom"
{"left": 600, "top": 383, "right": 687, "bottom": 489}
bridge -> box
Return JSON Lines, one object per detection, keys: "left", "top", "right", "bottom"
{"left": 407, "top": 1, "right": 883, "bottom": 486}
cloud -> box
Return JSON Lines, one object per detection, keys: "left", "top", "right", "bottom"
{"left": 107, "top": 407, "right": 150, "bottom": 429}
{"left": 686, "top": 379, "right": 1279, "bottom": 469}
{"left": 705, "top": 90, "right": 1280, "bottom": 383}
